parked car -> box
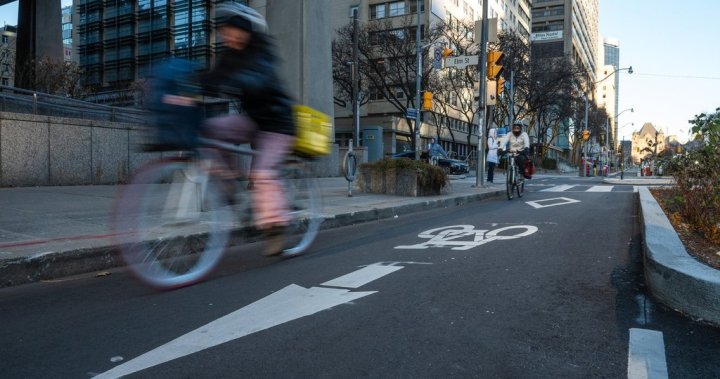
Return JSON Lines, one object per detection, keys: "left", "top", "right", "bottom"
{"left": 390, "top": 150, "right": 470, "bottom": 175}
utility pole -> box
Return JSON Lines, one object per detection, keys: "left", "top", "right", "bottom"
{"left": 414, "top": 0, "right": 422, "bottom": 160}
{"left": 352, "top": 10, "right": 360, "bottom": 147}
{"left": 474, "top": 0, "right": 488, "bottom": 187}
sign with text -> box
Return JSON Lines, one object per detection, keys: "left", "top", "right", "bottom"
{"left": 531, "top": 30, "right": 563, "bottom": 41}
{"left": 445, "top": 55, "right": 479, "bottom": 69}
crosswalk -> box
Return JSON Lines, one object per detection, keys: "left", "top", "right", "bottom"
{"left": 534, "top": 184, "right": 638, "bottom": 193}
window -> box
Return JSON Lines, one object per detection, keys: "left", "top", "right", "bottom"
{"left": 371, "top": 4, "right": 385, "bottom": 19}
{"left": 1, "top": 35, "right": 7, "bottom": 44}
{"left": 388, "top": 1, "right": 405, "bottom": 16}
{"left": 349, "top": 5, "right": 359, "bottom": 17}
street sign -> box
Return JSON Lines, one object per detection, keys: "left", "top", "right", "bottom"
{"left": 406, "top": 108, "right": 417, "bottom": 119}
{"left": 444, "top": 55, "right": 479, "bottom": 69}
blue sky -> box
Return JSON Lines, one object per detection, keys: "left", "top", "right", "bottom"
{"left": 600, "top": 0, "right": 720, "bottom": 142}
{"left": 1, "top": 1, "right": 718, "bottom": 142}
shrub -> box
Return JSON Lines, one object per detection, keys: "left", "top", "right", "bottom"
{"left": 360, "top": 158, "right": 448, "bottom": 188}
{"left": 666, "top": 107, "right": 720, "bottom": 244}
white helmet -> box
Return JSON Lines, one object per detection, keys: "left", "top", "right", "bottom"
{"left": 216, "top": 2, "right": 268, "bottom": 34}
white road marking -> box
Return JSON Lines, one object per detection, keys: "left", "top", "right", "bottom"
{"left": 395, "top": 225, "right": 537, "bottom": 251}
{"left": 587, "top": 185, "right": 613, "bottom": 192}
{"left": 627, "top": 328, "right": 668, "bottom": 379}
{"left": 541, "top": 184, "right": 575, "bottom": 192}
{"left": 526, "top": 197, "right": 581, "bottom": 209}
{"left": 634, "top": 186, "right": 639, "bottom": 193}
{"left": 322, "top": 264, "right": 403, "bottom": 288}
{"left": 94, "top": 263, "right": 405, "bottom": 378}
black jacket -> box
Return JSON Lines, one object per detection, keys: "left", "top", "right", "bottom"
{"left": 203, "top": 36, "right": 295, "bottom": 136}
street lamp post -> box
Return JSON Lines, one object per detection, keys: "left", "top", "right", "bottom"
{"left": 606, "top": 107, "right": 633, "bottom": 167}
{"left": 579, "top": 66, "right": 633, "bottom": 176}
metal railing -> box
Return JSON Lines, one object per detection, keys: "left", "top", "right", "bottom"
{"left": 0, "top": 85, "right": 149, "bottom": 124}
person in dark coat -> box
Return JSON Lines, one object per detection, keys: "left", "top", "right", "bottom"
{"left": 201, "top": 3, "right": 295, "bottom": 256}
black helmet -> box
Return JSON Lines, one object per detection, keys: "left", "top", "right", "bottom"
{"left": 216, "top": 2, "right": 267, "bottom": 34}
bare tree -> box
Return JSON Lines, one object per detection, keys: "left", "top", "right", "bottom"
{"left": 332, "top": 15, "right": 443, "bottom": 150}
{"left": 427, "top": 18, "right": 481, "bottom": 156}
{"left": 493, "top": 31, "right": 586, "bottom": 163}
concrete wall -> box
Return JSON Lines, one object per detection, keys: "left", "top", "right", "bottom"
{"left": 0, "top": 112, "right": 339, "bottom": 187}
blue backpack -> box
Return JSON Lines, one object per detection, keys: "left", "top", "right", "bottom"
{"left": 146, "top": 59, "right": 203, "bottom": 150}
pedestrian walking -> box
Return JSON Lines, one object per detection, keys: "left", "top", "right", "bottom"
{"left": 486, "top": 128, "right": 499, "bottom": 183}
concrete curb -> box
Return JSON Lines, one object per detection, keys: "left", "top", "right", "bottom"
{"left": 0, "top": 190, "right": 504, "bottom": 288}
{"left": 638, "top": 187, "right": 720, "bottom": 326}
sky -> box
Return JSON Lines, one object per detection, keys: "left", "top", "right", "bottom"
{"left": 0, "top": 1, "right": 718, "bottom": 143}
{"left": 600, "top": 1, "right": 720, "bottom": 142}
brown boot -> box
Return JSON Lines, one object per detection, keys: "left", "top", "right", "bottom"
{"left": 262, "top": 225, "right": 287, "bottom": 257}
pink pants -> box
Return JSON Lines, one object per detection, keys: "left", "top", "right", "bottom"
{"left": 203, "top": 114, "right": 294, "bottom": 229}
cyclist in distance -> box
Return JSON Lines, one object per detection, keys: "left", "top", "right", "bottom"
{"left": 200, "top": 3, "right": 295, "bottom": 256}
{"left": 502, "top": 121, "right": 530, "bottom": 176}
{"left": 427, "top": 137, "right": 448, "bottom": 159}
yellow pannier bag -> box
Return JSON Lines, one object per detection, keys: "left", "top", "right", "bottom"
{"left": 293, "top": 105, "right": 332, "bottom": 157}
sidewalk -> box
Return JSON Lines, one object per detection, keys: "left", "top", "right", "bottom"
{"left": 0, "top": 175, "right": 505, "bottom": 287}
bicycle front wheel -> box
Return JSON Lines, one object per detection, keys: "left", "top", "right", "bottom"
{"left": 506, "top": 164, "right": 514, "bottom": 200}
{"left": 516, "top": 172, "right": 524, "bottom": 198}
{"left": 113, "top": 159, "right": 234, "bottom": 289}
{"left": 280, "top": 158, "right": 323, "bottom": 257}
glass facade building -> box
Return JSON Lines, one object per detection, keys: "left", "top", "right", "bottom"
{"left": 76, "top": 0, "right": 236, "bottom": 89}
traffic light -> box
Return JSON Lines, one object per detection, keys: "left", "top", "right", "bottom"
{"left": 442, "top": 47, "right": 454, "bottom": 58}
{"left": 422, "top": 91, "right": 433, "bottom": 111}
{"left": 486, "top": 49, "right": 504, "bottom": 80}
{"left": 582, "top": 130, "right": 590, "bottom": 141}
{"left": 496, "top": 76, "right": 506, "bottom": 96}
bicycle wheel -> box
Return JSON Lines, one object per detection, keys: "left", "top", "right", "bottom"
{"left": 516, "top": 171, "right": 524, "bottom": 198}
{"left": 506, "top": 162, "right": 514, "bottom": 200}
{"left": 113, "top": 158, "right": 234, "bottom": 289}
{"left": 279, "top": 158, "right": 323, "bottom": 257}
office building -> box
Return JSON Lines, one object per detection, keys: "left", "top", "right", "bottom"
{"left": 530, "top": 0, "right": 598, "bottom": 82}
{"left": 75, "top": 0, "right": 231, "bottom": 90}
{"left": 0, "top": 25, "right": 16, "bottom": 87}
{"left": 331, "top": 0, "right": 485, "bottom": 160}
{"left": 62, "top": 4, "right": 73, "bottom": 62}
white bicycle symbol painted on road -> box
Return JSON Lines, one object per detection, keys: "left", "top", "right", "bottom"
{"left": 395, "top": 224, "right": 538, "bottom": 251}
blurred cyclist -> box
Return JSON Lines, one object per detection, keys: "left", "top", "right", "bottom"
{"left": 201, "top": 3, "right": 295, "bottom": 256}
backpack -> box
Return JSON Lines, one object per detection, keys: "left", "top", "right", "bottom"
{"left": 146, "top": 59, "right": 203, "bottom": 150}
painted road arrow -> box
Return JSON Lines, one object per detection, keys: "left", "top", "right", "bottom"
{"left": 94, "top": 263, "right": 408, "bottom": 378}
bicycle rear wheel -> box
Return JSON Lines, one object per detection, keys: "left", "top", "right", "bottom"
{"left": 280, "top": 158, "right": 323, "bottom": 257}
{"left": 113, "top": 159, "right": 234, "bottom": 289}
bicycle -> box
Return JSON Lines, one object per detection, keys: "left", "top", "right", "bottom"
{"left": 504, "top": 151, "right": 525, "bottom": 200}
{"left": 111, "top": 138, "right": 323, "bottom": 289}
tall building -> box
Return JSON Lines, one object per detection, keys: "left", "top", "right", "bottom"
{"left": 75, "top": 0, "right": 231, "bottom": 90}
{"left": 0, "top": 25, "right": 16, "bottom": 87}
{"left": 530, "top": 0, "right": 599, "bottom": 85}
{"left": 62, "top": 5, "right": 73, "bottom": 62}
{"left": 493, "top": 0, "right": 532, "bottom": 39}
{"left": 331, "top": 0, "right": 482, "bottom": 160}
{"left": 602, "top": 37, "right": 620, "bottom": 146}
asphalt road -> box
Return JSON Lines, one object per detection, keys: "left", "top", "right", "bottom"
{"left": 1, "top": 176, "right": 719, "bottom": 378}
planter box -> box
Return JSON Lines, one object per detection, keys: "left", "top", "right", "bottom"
{"left": 356, "top": 166, "right": 446, "bottom": 196}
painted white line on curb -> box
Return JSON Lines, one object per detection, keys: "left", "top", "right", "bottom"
{"left": 628, "top": 328, "right": 668, "bottom": 379}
